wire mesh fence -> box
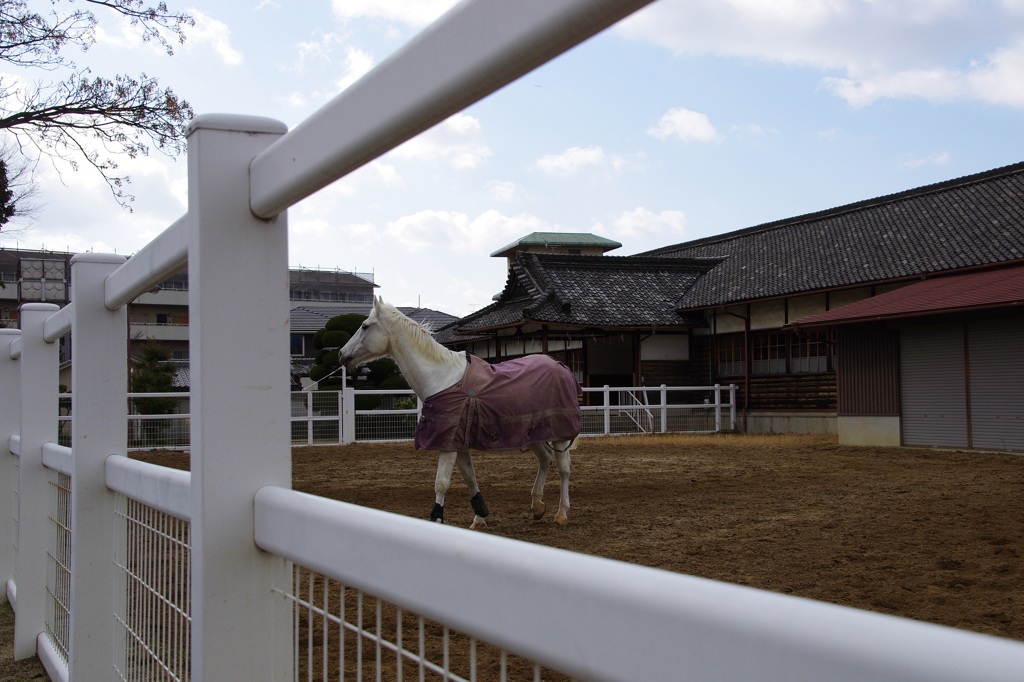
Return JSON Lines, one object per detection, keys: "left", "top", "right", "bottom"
{"left": 279, "top": 564, "right": 568, "bottom": 682}
{"left": 354, "top": 410, "right": 419, "bottom": 443}
{"left": 45, "top": 467, "right": 72, "bottom": 667}
{"left": 129, "top": 416, "right": 191, "bottom": 450}
{"left": 113, "top": 494, "right": 192, "bottom": 682}
{"left": 10, "top": 452, "right": 19, "bottom": 568}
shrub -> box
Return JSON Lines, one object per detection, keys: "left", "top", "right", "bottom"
{"left": 325, "top": 314, "right": 365, "bottom": 335}
{"left": 378, "top": 374, "right": 410, "bottom": 391}
{"left": 321, "top": 329, "right": 350, "bottom": 349}
{"left": 355, "top": 394, "right": 381, "bottom": 410}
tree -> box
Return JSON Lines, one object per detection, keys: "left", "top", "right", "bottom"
{"left": 130, "top": 340, "right": 179, "bottom": 446}
{"left": 0, "top": 0, "right": 195, "bottom": 225}
{"left": 0, "top": 160, "right": 14, "bottom": 228}
{"left": 307, "top": 313, "right": 406, "bottom": 396}
{"left": 131, "top": 340, "right": 177, "bottom": 413}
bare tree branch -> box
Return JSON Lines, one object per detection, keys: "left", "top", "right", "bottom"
{"left": 0, "top": 0, "right": 195, "bottom": 222}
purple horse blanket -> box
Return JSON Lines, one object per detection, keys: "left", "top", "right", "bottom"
{"left": 415, "top": 354, "right": 582, "bottom": 451}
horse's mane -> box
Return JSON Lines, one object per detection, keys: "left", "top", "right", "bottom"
{"left": 380, "top": 303, "right": 463, "bottom": 369}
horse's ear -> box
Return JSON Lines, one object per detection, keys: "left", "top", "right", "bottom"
{"left": 374, "top": 296, "right": 382, "bottom": 312}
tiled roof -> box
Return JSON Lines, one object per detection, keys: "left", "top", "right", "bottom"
{"left": 448, "top": 253, "right": 716, "bottom": 335}
{"left": 290, "top": 303, "right": 458, "bottom": 335}
{"left": 399, "top": 307, "right": 460, "bottom": 332}
{"left": 490, "top": 232, "right": 622, "bottom": 258}
{"left": 289, "top": 304, "right": 373, "bottom": 332}
{"left": 169, "top": 360, "right": 190, "bottom": 389}
{"left": 640, "top": 162, "right": 1024, "bottom": 309}
{"left": 790, "top": 263, "right": 1024, "bottom": 328}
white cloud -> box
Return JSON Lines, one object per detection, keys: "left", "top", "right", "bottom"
{"left": 384, "top": 209, "right": 554, "bottom": 253}
{"left": 12, "top": 152, "right": 187, "bottom": 255}
{"left": 621, "top": 1, "right": 1024, "bottom": 109}
{"left": 293, "top": 33, "right": 345, "bottom": 70}
{"left": 605, "top": 207, "right": 687, "bottom": 239}
{"left": 330, "top": 0, "right": 459, "bottom": 27}
{"left": 335, "top": 45, "right": 376, "bottom": 92}
{"left": 898, "top": 152, "right": 952, "bottom": 169}
{"left": 535, "top": 146, "right": 631, "bottom": 177}
{"left": 332, "top": 160, "right": 404, "bottom": 197}
{"left": 186, "top": 9, "right": 243, "bottom": 65}
{"left": 620, "top": 0, "right": 975, "bottom": 68}
{"left": 442, "top": 276, "right": 500, "bottom": 315}
{"left": 486, "top": 180, "right": 523, "bottom": 203}
{"left": 287, "top": 159, "right": 402, "bottom": 233}
{"left": 963, "top": 40, "right": 1024, "bottom": 107}
{"left": 391, "top": 114, "right": 491, "bottom": 169}
{"left": 290, "top": 219, "right": 381, "bottom": 256}
{"left": 283, "top": 91, "right": 307, "bottom": 108}
{"left": 823, "top": 40, "right": 1024, "bottom": 108}
{"left": 647, "top": 108, "right": 723, "bottom": 143}
{"left": 823, "top": 67, "right": 963, "bottom": 107}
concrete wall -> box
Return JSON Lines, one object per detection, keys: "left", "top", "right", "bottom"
{"left": 838, "top": 416, "right": 902, "bottom": 447}
{"left": 742, "top": 412, "right": 902, "bottom": 445}
{"left": 744, "top": 411, "right": 838, "bottom": 435}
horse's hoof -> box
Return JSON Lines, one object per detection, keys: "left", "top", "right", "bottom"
{"left": 470, "top": 516, "right": 488, "bottom": 530}
{"left": 532, "top": 500, "right": 546, "bottom": 520}
{"left": 554, "top": 512, "right": 569, "bottom": 526}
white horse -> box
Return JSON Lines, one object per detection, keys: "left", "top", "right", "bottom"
{"left": 338, "top": 297, "right": 581, "bottom": 529}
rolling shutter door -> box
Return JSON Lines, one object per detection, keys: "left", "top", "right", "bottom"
{"left": 900, "top": 324, "right": 968, "bottom": 448}
{"left": 968, "top": 317, "right": 1024, "bottom": 451}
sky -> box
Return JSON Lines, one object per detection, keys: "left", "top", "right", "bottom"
{"left": 3, "top": 0, "right": 1024, "bottom": 317}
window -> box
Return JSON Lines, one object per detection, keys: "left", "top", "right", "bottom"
{"left": 792, "top": 330, "right": 830, "bottom": 373}
{"left": 717, "top": 330, "right": 832, "bottom": 377}
{"left": 290, "top": 334, "right": 305, "bottom": 356}
{"left": 716, "top": 334, "right": 746, "bottom": 377}
{"left": 156, "top": 313, "right": 170, "bottom": 325}
{"left": 752, "top": 332, "right": 787, "bottom": 375}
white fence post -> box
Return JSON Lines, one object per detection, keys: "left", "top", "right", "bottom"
{"left": 186, "top": 114, "right": 292, "bottom": 681}
{"left": 730, "top": 384, "right": 738, "bottom": 431}
{"left": 602, "top": 385, "right": 611, "bottom": 435}
{"left": 660, "top": 384, "right": 668, "bottom": 433}
{"left": 305, "top": 392, "right": 315, "bottom": 445}
{"left": 0, "top": 328, "right": 20, "bottom": 601}
{"left": 341, "top": 385, "right": 356, "bottom": 445}
{"left": 714, "top": 384, "right": 722, "bottom": 433}
{"left": 13, "top": 303, "right": 59, "bottom": 660}
{"left": 67, "top": 254, "right": 128, "bottom": 680}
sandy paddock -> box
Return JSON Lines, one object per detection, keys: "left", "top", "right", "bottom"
{"left": 2, "top": 433, "right": 1020, "bottom": 679}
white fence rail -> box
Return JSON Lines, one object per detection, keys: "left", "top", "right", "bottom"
{"left": 3, "top": 0, "right": 1024, "bottom": 680}
{"left": 55, "top": 384, "right": 739, "bottom": 450}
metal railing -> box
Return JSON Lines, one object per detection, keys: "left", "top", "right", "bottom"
{"left": 55, "top": 384, "right": 739, "bottom": 450}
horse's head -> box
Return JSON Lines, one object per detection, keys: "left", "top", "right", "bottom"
{"left": 338, "top": 296, "right": 392, "bottom": 369}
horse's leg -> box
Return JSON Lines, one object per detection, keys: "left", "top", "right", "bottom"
{"left": 455, "top": 450, "right": 489, "bottom": 530}
{"left": 527, "top": 442, "right": 553, "bottom": 520}
{"left": 551, "top": 439, "right": 573, "bottom": 525}
{"left": 431, "top": 450, "right": 458, "bottom": 523}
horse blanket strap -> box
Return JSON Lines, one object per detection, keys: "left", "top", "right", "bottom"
{"left": 415, "top": 354, "right": 582, "bottom": 451}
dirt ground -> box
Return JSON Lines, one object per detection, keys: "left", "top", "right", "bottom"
{"left": 283, "top": 433, "right": 1024, "bottom": 642}
{"left": 1, "top": 433, "right": 1022, "bottom": 679}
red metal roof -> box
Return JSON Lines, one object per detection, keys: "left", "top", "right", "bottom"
{"left": 791, "top": 263, "right": 1024, "bottom": 328}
